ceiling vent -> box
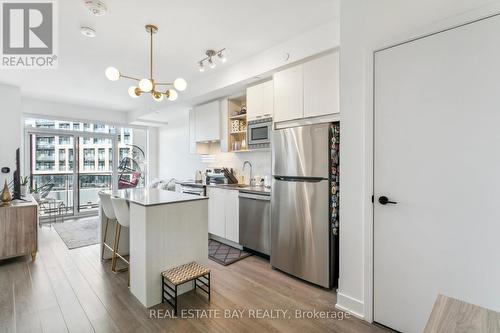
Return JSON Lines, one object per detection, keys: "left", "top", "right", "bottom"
{"left": 84, "top": 0, "right": 107, "bottom": 16}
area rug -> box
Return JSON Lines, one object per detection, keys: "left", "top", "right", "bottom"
{"left": 208, "top": 239, "right": 251, "bottom": 266}
{"left": 53, "top": 217, "right": 99, "bottom": 250}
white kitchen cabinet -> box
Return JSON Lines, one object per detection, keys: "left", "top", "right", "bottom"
{"left": 304, "top": 52, "right": 339, "bottom": 118}
{"left": 207, "top": 187, "right": 225, "bottom": 238}
{"left": 194, "top": 100, "right": 220, "bottom": 142}
{"left": 206, "top": 187, "right": 239, "bottom": 243}
{"left": 224, "top": 189, "right": 239, "bottom": 243}
{"left": 273, "top": 65, "right": 303, "bottom": 122}
{"left": 246, "top": 80, "right": 274, "bottom": 121}
{"left": 273, "top": 51, "right": 340, "bottom": 123}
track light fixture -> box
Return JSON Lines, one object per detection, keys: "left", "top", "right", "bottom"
{"left": 198, "top": 48, "right": 226, "bottom": 71}
{"left": 105, "top": 24, "right": 187, "bottom": 102}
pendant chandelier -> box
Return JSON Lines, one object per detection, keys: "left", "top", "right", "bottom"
{"left": 104, "top": 24, "right": 187, "bottom": 102}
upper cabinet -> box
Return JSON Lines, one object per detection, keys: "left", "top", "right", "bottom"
{"left": 304, "top": 52, "right": 339, "bottom": 118}
{"left": 194, "top": 100, "right": 220, "bottom": 142}
{"left": 273, "top": 65, "right": 303, "bottom": 123}
{"left": 273, "top": 51, "right": 340, "bottom": 123}
{"left": 246, "top": 80, "right": 274, "bottom": 121}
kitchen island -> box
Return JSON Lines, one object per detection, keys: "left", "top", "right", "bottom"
{"left": 99, "top": 188, "right": 208, "bottom": 307}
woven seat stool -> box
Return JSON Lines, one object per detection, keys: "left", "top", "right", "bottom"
{"left": 161, "top": 262, "right": 211, "bottom": 315}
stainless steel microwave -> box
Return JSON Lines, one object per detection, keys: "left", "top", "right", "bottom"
{"left": 247, "top": 117, "right": 272, "bottom": 149}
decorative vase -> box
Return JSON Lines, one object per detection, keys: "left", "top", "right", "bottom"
{"left": 21, "top": 185, "right": 27, "bottom": 197}
{"left": 1, "top": 180, "right": 12, "bottom": 205}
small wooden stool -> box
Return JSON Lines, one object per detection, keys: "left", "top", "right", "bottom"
{"left": 161, "top": 262, "right": 211, "bottom": 315}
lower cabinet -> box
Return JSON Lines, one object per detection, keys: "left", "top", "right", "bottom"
{"left": 224, "top": 190, "right": 239, "bottom": 243}
{"left": 206, "top": 187, "right": 239, "bottom": 243}
{"left": 0, "top": 201, "right": 38, "bottom": 261}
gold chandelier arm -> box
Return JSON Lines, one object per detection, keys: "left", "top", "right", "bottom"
{"left": 150, "top": 28, "right": 153, "bottom": 79}
{"left": 155, "top": 82, "right": 173, "bottom": 86}
{"left": 120, "top": 74, "right": 140, "bottom": 81}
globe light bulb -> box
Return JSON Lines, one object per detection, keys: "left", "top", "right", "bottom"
{"left": 208, "top": 58, "right": 216, "bottom": 69}
{"left": 152, "top": 91, "right": 164, "bottom": 102}
{"left": 218, "top": 52, "right": 227, "bottom": 63}
{"left": 128, "top": 86, "right": 140, "bottom": 98}
{"left": 105, "top": 67, "right": 120, "bottom": 81}
{"left": 173, "top": 78, "right": 187, "bottom": 92}
{"left": 167, "top": 89, "right": 178, "bottom": 101}
{"left": 139, "top": 78, "right": 153, "bottom": 92}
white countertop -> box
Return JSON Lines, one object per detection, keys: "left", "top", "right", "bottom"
{"left": 110, "top": 188, "right": 207, "bottom": 207}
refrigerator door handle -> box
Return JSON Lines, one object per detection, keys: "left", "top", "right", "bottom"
{"left": 273, "top": 176, "right": 326, "bottom": 183}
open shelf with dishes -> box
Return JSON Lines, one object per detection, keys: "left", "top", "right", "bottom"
{"left": 227, "top": 95, "right": 248, "bottom": 152}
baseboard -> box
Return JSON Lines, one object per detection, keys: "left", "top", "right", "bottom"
{"left": 335, "top": 292, "right": 365, "bottom": 320}
{"left": 209, "top": 234, "right": 243, "bottom": 250}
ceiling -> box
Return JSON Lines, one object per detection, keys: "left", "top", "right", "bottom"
{"left": 0, "top": 0, "right": 339, "bottom": 112}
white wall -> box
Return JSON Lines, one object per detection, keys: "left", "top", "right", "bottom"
{"left": 338, "top": 0, "right": 500, "bottom": 321}
{"left": 22, "top": 97, "right": 129, "bottom": 126}
{"left": 157, "top": 108, "right": 271, "bottom": 182}
{"left": 158, "top": 111, "right": 204, "bottom": 181}
{"left": 147, "top": 127, "right": 159, "bottom": 181}
{"left": 0, "top": 84, "right": 22, "bottom": 186}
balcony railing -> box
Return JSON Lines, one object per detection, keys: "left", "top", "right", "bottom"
{"left": 32, "top": 172, "right": 113, "bottom": 218}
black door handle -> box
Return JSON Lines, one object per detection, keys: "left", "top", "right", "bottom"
{"left": 379, "top": 196, "right": 397, "bottom": 205}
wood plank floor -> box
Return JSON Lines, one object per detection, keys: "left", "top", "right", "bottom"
{"left": 0, "top": 224, "right": 390, "bottom": 333}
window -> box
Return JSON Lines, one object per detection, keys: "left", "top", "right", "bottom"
{"left": 35, "top": 120, "right": 55, "bottom": 129}
{"left": 59, "top": 149, "right": 66, "bottom": 171}
{"left": 83, "top": 148, "right": 95, "bottom": 171}
{"left": 68, "top": 149, "right": 74, "bottom": 171}
{"left": 120, "top": 148, "right": 130, "bottom": 160}
{"left": 59, "top": 136, "right": 70, "bottom": 145}
{"left": 94, "top": 124, "right": 106, "bottom": 133}
{"left": 26, "top": 116, "right": 146, "bottom": 217}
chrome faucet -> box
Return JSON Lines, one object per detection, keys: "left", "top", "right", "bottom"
{"left": 243, "top": 161, "right": 253, "bottom": 186}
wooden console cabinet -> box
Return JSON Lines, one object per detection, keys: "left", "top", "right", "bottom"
{"left": 0, "top": 197, "right": 38, "bottom": 261}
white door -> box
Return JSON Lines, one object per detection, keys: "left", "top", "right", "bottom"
{"left": 374, "top": 15, "right": 500, "bottom": 333}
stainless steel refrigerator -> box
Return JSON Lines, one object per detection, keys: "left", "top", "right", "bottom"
{"left": 271, "top": 123, "right": 338, "bottom": 288}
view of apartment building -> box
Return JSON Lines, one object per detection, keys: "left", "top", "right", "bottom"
{"left": 25, "top": 118, "right": 140, "bottom": 214}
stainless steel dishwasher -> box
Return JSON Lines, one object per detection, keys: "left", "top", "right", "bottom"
{"left": 239, "top": 191, "right": 270, "bottom": 255}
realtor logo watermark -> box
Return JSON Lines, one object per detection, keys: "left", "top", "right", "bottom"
{"left": 1, "top": 0, "right": 57, "bottom": 68}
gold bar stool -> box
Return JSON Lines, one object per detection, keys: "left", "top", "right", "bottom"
{"left": 110, "top": 196, "right": 130, "bottom": 281}
{"left": 98, "top": 191, "right": 117, "bottom": 261}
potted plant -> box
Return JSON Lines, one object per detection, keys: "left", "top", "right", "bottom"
{"left": 30, "top": 184, "right": 40, "bottom": 201}
{"left": 20, "top": 176, "right": 29, "bottom": 197}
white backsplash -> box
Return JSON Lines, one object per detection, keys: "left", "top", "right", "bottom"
{"left": 157, "top": 110, "right": 271, "bottom": 183}
{"left": 206, "top": 150, "right": 271, "bottom": 184}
